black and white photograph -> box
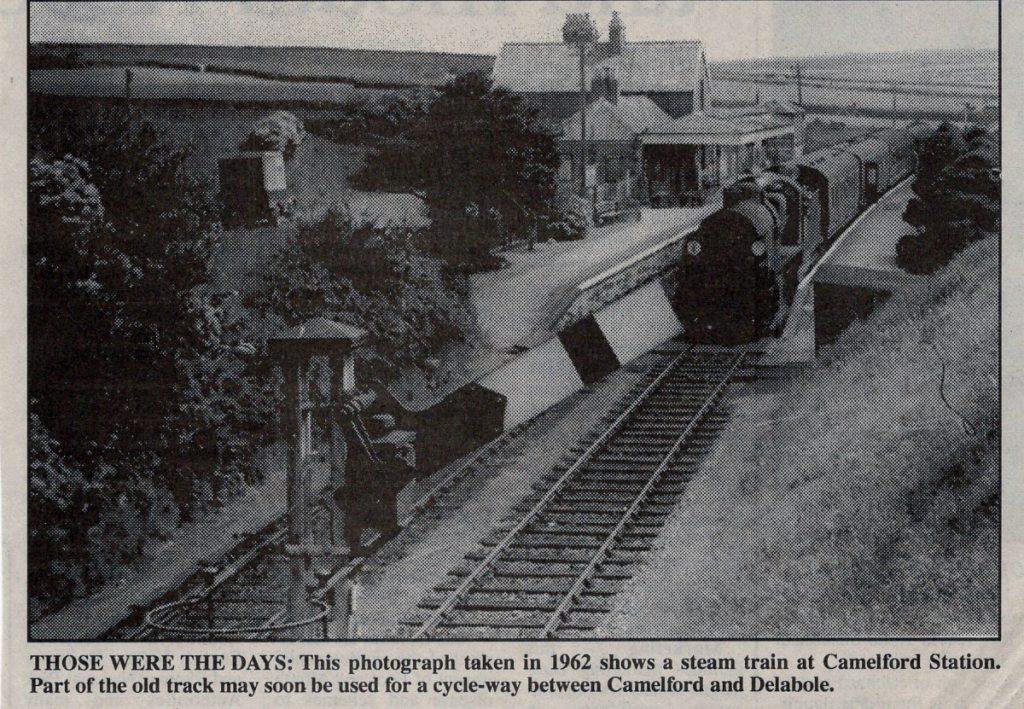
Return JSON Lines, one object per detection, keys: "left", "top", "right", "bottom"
{"left": 23, "top": 0, "right": 1000, "bottom": 644}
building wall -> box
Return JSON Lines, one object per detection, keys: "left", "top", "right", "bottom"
{"left": 558, "top": 140, "right": 639, "bottom": 188}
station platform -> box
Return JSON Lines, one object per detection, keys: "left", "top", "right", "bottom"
{"left": 392, "top": 202, "right": 719, "bottom": 410}
{"left": 813, "top": 181, "right": 921, "bottom": 290}
{"left": 765, "top": 178, "right": 924, "bottom": 365}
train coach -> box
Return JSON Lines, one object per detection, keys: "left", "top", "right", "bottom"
{"left": 675, "top": 124, "right": 924, "bottom": 344}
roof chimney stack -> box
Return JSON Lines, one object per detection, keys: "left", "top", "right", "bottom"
{"left": 609, "top": 11, "right": 625, "bottom": 55}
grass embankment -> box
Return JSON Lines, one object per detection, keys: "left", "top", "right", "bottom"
{"left": 617, "top": 237, "right": 999, "bottom": 637}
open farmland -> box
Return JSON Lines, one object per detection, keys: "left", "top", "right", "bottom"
{"left": 712, "top": 78, "right": 996, "bottom": 117}
{"left": 31, "top": 66, "right": 359, "bottom": 103}
{"left": 713, "top": 48, "right": 997, "bottom": 88}
{"left": 711, "top": 48, "right": 998, "bottom": 119}
{"left": 32, "top": 42, "right": 495, "bottom": 87}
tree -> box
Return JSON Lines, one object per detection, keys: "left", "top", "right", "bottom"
{"left": 351, "top": 72, "right": 561, "bottom": 272}
{"left": 28, "top": 104, "right": 272, "bottom": 614}
{"left": 897, "top": 124, "right": 1000, "bottom": 274}
{"left": 245, "top": 207, "right": 476, "bottom": 380}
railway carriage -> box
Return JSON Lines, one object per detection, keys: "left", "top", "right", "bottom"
{"left": 876, "top": 127, "right": 918, "bottom": 180}
{"left": 840, "top": 137, "right": 893, "bottom": 206}
{"left": 796, "top": 147, "right": 863, "bottom": 245}
{"left": 676, "top": 124, "right": 929, "bottom": 345}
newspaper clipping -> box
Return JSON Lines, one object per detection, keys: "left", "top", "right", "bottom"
{"left": 3, "top": 1, "right": 1018, "bottom": 706}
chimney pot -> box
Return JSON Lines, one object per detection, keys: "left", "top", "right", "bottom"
{"left": 609, "top": 11, "right": 625, "bottom": 55}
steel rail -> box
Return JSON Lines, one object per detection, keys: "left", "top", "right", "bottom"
{"left": 541, "top": 353, "right": 744, "bottom": 637}
{"left": 143, "top": 599, "right": 329, "bottom": 637}
{"left": 135, "top": 394, "right": 540, "bottom": 640}
{"left": 411, "top": 348, "right": 692, "bottom": 638}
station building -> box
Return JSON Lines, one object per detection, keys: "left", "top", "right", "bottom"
{"left": 493, "top": 12, "right": 800, "bottom": 207}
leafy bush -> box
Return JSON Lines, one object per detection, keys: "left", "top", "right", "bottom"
{"left": 29, "top": 105, "right": 274, "bottom": 616}
{"left": 896, "top": 124, "right": 999, "bottom": 274}
{"left": 352, "top": 73, "right": 563, "bottom": 273}
{"left": 245, "top": 207, "right": 476, "bottom": 378}
{"left": 307, "top": 93, "right": 430, "bottom": 145}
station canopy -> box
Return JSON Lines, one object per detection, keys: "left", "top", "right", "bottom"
{"left": 640, "top": 110, "right": 794, "bottom": 146}
{"left": 559, "top": 101, "right": 795, "bottom": 147}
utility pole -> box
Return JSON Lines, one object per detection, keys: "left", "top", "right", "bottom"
{"left": 578, "top": 45, "right": 588, "bottom": 197}
{"left": 792, "top": 64, "right": 803, "bottom": 106}
{"left": 563, "top": 13, "right": 599, "bottom": 198}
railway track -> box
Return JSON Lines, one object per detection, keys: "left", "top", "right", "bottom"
{"left": 107, "top": 411, "right": 545, "bottom": 640}
{"left": 405, "top": 349, "right": 748, "bottom": 639}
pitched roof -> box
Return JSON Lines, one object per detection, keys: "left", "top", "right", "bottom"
{"left": 268, "top": 317, "right": 368, "bottom": 350}
{"left": 715, "top": 100, "right": 807, "bottom": 118}
{"left": 560, "top": 95, "right": 672, "bottom": 140}
{"left": 649, "top": 111, "right": 758, "bottom": 136}
{"left": 646, "top": 110, "right": 792, "bottom": 137}
{"left": 494, "top": 40, "right": 705, "bottom": 93}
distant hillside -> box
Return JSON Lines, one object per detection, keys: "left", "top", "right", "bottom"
{"left": 30, "top": 42, "right": 496, "bottom": 88}
{"left": 712, "top": 47, "right": 997, "bottom": 89}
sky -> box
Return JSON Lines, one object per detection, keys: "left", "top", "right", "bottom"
{"left": 30, "top": 1, "right": 999, "bottom": 61}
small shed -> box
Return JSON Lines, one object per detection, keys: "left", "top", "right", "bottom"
{"left": 218, "top": 150, "right": 291, "bottom": 228}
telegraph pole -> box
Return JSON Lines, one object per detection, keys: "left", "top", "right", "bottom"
{"left": 578, "top": 45, "right": 588, "bottom": 197}
{"left": 563, "top": 14, "right": 599, "bottom": 197}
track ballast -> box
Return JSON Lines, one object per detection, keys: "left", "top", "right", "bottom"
{"left": 406, "top": 349, "right": 747, "bottom": 639}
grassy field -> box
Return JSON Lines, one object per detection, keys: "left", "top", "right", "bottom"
{"left": 82, "top": 101, "right": 370, "bottom": 207}
{"left": 713, "top": 48, "right": 997, "bottom": 88}
{"left": 32, "top": 42, "right": 494, "bottom": 87}
{"left": 31, "top": 66, "right": 360, "bottom": 103}
{"left": 712, "top": 48, "right": 997, "bottom": 118}
{"left": 613, "top": 236, "right": 999, "bottom": 638}
{"left": 713, "top": 78, "right": 996, "bottom": 117}
{"left": 32, "top": 45, "right": 998, "bottom": 122}
{"left": 31, "top": 96, "right": 426, "bottom": 218}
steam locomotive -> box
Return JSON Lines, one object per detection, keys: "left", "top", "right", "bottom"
{"left": 675, "top": 123, "right": 932, "bottom": 345}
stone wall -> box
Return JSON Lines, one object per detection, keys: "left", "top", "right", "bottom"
{"left": 554, "top": 230, "right": 691, "bottom": 331}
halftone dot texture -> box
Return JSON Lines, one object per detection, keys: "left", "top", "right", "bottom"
{"left": 28, "top": 4, "right": 997, "bottom": 640}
